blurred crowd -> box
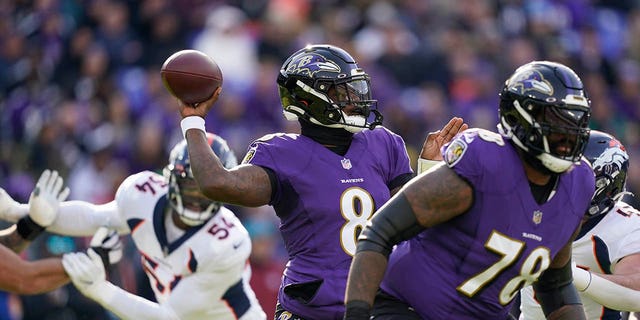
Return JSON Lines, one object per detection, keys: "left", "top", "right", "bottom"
{"left": 0, "top": 0, "right": 639, "bottom": 319}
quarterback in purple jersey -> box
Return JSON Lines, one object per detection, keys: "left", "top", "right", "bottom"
{"left": 345, "top": 61, "right": 595, "bottom": 320}
{"left": 176, "top": 44, "right": 466, "bottom": 319}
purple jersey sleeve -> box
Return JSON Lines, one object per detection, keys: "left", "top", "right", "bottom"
{"left": 442, "top": 128, "right": 517, "bottom": 193}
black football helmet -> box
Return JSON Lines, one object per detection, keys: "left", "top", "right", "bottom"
{"left": 498, "top": 61, "right": 591, "bottom": 173}
{"left": 584, "top": 130, "right": 630, "bottom": 218}
{"left": 163, "top": 133, "right": 238, "bottom": 226}
{"left": 277, "top": 44, "right": 382, "bottom": 133}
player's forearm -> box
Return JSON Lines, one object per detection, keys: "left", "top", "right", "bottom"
{"left": 574, "top": 267, "right": 640, "bottom": 311}
{"left": 5, "top": 258, "right": 69, "bottom": 295}
{"left": 185, "top": 130, "right": 271, "bottom": 207}
{"left": 47, "top": 201, "right": 127, "bottom": 236}
{"left": 345, "top": 251, "right": 388, "bottom": 307}
{"left": 595, "top": 272, "right": 640, "bottom": 290}
{"left": 0, "top": 225, "right": 31, "bottom": 253}
{"left": 87, "top": 281, "right": 180, "bottom": 320}
{"left": 23, "top": 258, "right": 69, "bottom": 294}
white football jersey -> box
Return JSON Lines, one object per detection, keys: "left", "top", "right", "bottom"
{"left": 520, "top": 201, "right": 640, "bottom": 320}
{"left": 114, "top": 171, "right": 266, "bottom": 320}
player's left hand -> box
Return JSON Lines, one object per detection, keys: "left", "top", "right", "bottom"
{"left": 90, "top": 227, "right": 123, "bottom": 267}
{"left": 178, "top": 87, "right": 222, "bottom": 119}
{"left": 62, "top": 249, "right": 106, "bottom": 299}
{"left": 420, "top": 117, "right": 468, "bottom": 160}
{"left": 28, "top": 169, "right": 70, "bottom": 227}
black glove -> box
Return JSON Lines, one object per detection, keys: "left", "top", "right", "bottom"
{"left": 89, "top": 227, "right": 123, "bottom": 267}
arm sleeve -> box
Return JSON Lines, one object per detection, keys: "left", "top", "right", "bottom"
{"left": 89, "top": 281, "right": 180, "bottom": 320}
{"left": 573, "top": 266, "right": 640, "bottom": 311}
{"left": 0, "top": 203, "right": 28, "bottom": 223}
{"left": 46, "top": 200, "right": 128, "bottom": 236}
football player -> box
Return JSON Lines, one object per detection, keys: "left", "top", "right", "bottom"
{"left": 177, "top": 44, "right": 467, "bottom": 319}
{"left": 0, "top": 170, "right": 71, "bottom": 294}
{"left": 0, "top": 170, "right": 118, "bottom": 294}
{"left": 520, "top": 130, "right": 640, "bottom": 320}
{"left": 0, "top": 134, "right": 266, "bottom": 320}
{"left": 344, "top": 61, "right": 594, "bottom": 319}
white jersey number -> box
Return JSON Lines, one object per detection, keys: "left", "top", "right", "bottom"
{"left": 340, "top": 187, "right": 375, "bottom": 256}
{"left": 457, "top": 231, "right": 551, "bottom": 305}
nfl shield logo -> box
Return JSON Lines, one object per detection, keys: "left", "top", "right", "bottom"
{"left": 341, "top": 158, "right": 352, "bottom": 170}
{"left": 532, "top": 210, "right": 543, "bottom": 225}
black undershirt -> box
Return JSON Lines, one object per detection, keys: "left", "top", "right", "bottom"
{"left": 299, "top": 120, "right": 353, "bottom": 156}
{"left": 529, "top": 175, "right": 558, "bottom": 205}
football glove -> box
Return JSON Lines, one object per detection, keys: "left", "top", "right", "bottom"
{"left": 62, "top": 249, "right": 107, "bottom": 300}
{"left": 90, "top": 227, "right": 123, "bottom": 267}
{"left": 28, "top": 169, "right": 70, "bottom": 227}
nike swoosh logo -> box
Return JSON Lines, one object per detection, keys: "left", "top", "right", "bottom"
{"left": 233, "top": 240, "right": 244, "bottom": 250}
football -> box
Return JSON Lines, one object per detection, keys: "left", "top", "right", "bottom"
{"left": 161, "top": 50, "right": 223, "bottom": 105}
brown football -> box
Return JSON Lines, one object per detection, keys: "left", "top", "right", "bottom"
{"left": 160, "top": 50, "right": 223, "bottom": 104}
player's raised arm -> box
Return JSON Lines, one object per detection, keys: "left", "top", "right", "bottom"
{"left": 179, "top": 90, "right": 273, "bottom": 207}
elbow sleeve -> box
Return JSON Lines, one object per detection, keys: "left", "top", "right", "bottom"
{"left": 356, "top": 193, "right": 424, "bottom": 257}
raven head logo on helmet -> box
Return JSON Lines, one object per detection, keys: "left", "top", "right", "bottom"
{"left": 584, "top": 130, "right": 630, "bottom": 219}
{"left": 163, "top": 133, "right": 238, "bottom": 226}
{"left": 277, "top": 44, "right": 382, "bottom": 133}
{"left": 497, "top": 61, "right": 591, "bottom": 174}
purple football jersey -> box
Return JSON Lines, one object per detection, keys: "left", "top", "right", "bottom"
{"left": 243, "top": 127, "right": 412, "bottom": 319}
{"left": 379, "top": 128, "right": 595, "bottom": 319}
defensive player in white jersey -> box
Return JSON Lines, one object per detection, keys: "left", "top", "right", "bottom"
{"left": 520, "top": 130, "right": 640, "bottom": 320}
{"left": 2, "top": 133, "right": 266, "bottom": 320}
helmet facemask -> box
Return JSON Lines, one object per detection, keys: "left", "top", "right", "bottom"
{"left": 167, "top": 170, "right": 219, "bottom": 227}
{"left": 584, "top": 131, "right": 630, "bottom": 219}
{"left": 163, "top": 133, "right": 238, "bottom": 227}
{"left": 278, "top": 45, "right": 382, "bottom": 133}
{"left": 498, "top": 61, "right": 591, "bottom": 173}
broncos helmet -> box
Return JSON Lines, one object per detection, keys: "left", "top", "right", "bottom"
{"left": 584, "top": 130, "right": 630, "bottom": 218}
{"left": 163, "top": 133, "right": 238, "bottom": 226}
{"left": 498, "top": 61, "right": 591, "bottom": 173}
{"left": 277, "top": 44, "right": 382, "bottom": 133}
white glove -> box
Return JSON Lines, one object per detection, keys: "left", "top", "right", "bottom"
{"left": 90, "top": 227, "right": 123, "bottom": 266}
{"left": 62, "top": 249, "right": 107, "bottom": 299}
{"left": 0, "top": 188, "right": 21, "bottom": 221}
{"left": 28, "top": 169, "right": 70, "bottom": 227}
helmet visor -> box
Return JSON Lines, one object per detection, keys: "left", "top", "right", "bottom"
{"left": 327, "top": 78, "right": 374, "bottom": 115}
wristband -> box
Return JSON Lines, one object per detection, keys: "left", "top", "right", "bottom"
{"left": 417, "top": 158, "right": 441, "bottom": 174}
{"left": 16, "top": 216, "right": 45, "bottom": 241}
{"left": 180, "top": 116, "right": 206, "bottom": 139}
